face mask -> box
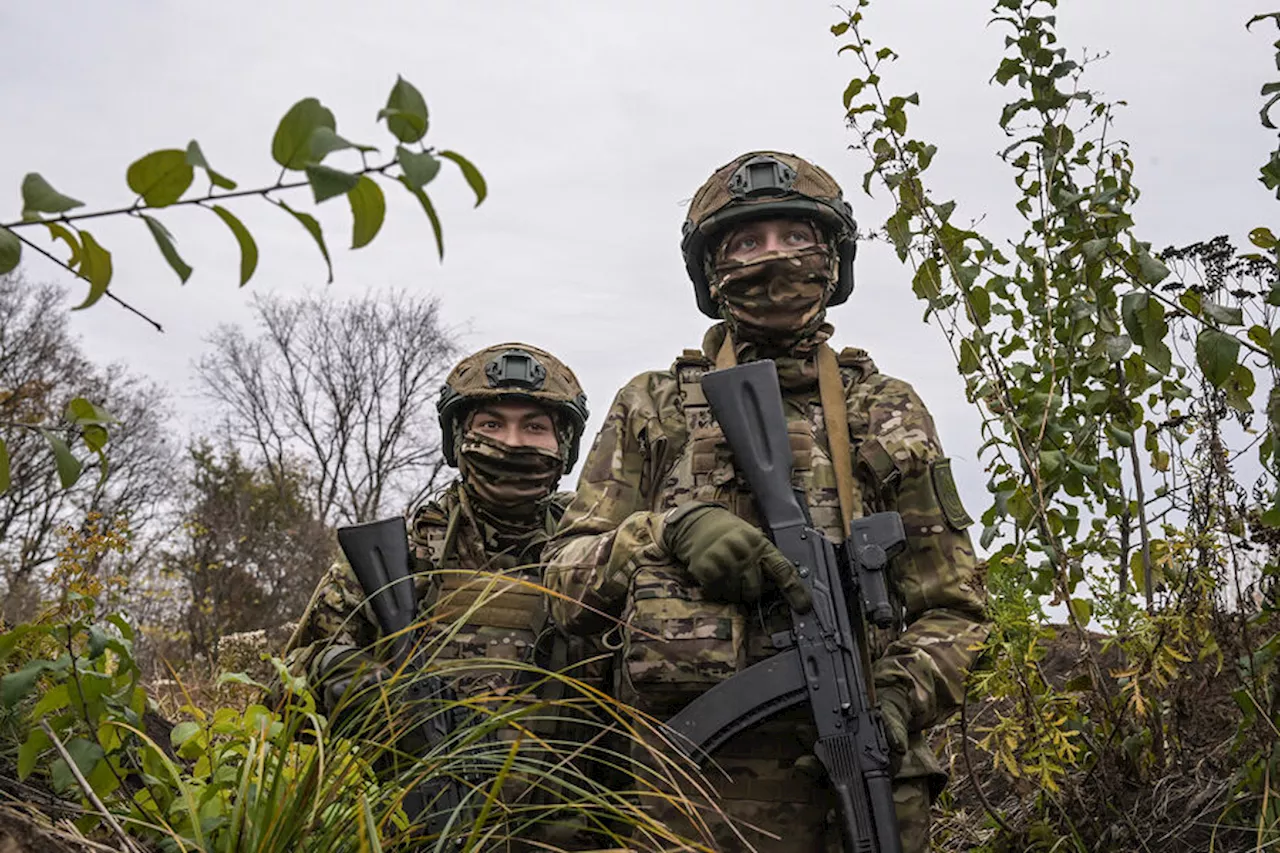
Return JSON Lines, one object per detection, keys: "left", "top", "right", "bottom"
{"left": 457, "top": 432, "right": 563, "bottom": 511}
{"left": 711, "top": 246, "right": 835, "bottom": 344}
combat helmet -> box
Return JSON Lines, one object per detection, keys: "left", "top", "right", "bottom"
{"left": 437, "top": 342, "right": 590, "bottom": 470}
{"left": 681, "top": 151, "right": 859, "bottom": 318}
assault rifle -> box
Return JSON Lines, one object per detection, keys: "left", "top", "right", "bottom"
{"left": 337, "top": 516, "right": 469, "bottom": 844}
{"left": 665, "top": 360, "right": 906, "bottom": 853}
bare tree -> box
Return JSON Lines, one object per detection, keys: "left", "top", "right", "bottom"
{"left": 0, "top": 273, "right": 178, "bottom": 623}
{"left": 196, "top": 291, "right": 459, "bottom": 525}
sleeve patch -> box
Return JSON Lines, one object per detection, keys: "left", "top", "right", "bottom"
{"left": 930, "top": 458, "right": 973, "bottom": 530}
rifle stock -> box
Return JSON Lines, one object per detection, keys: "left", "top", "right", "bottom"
{"left": 667, "top": 360, "right": 904, "bottom": 853}
{"left": 336, "top": 517, "right": 468, "bottom": 845}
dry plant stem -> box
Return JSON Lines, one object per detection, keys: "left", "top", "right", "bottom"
{"left": 38, "top": 720, "right": 145, "bottom": 853}
{"left": 959, "top": 692, "right": 1012, "bottom": 835}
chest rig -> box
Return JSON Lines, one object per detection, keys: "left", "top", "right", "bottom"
{"left": 410, "top": 500, "right": 557, "bottom": 636}
{"left": 666, "top": 348, "right": 872, "bottom": 542}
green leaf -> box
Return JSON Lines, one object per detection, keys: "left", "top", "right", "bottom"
{"left": 0, "top": 227, "right": 19, "bottom": 274}
{"left": 308, "top": 127, "right": 376, "bottom": 161}
{"left": 1068, "top": 598, "right": 1092, "bottom": 627}
{"left": 276, "top": 200, "right": 333, "bottom": 282}
{"left": 397, "top": 146, "right": 440, "bottom": 189}
{"left": 65, "top": 738, "right": 104, "bottom": 778}
{"left": 65, "top": 398, "right": 114, "bottom": 427}
{"left": 21, "top": 173, "right": 83, "bottom": 219}
{"left": 211, "top": 205, "right": 258, "bottom": 286}
{"left": 1121, "top": 292, "right": 1149, "bottom": 341}
{"left": 1081, "top": 237, "right": 1110, "bottom": 263}
{"left": 378, "top": 76, "right": 429, "bottom": 143}
{"left": 185, "top": 140, "right": 236, "bottom": 190}
{"left": 912, "top": 257, "right": 941, "bottom": 300}
{"left": 170, "top": 721, "right": 201, "bottom": 748}
{"left": 126, "top": 149, "right": 194, "bottom": 207}
{"left": 272, "top": 98, "right": 336, "bottom": 170}
{"left": 17, "top": 728, "right": 49, "bottom": 780}
{"left": 2, "top": 661, "right": 52, "bottom": 707}
{"left": 1179, "top": 290, "right": 1202, "bottom": 317}
{"left": 842, "top": 77, "right": 865, "bottom": 109}
{"left": 72, "top": 230, "right": 113, "bottom": 310}
{"left": 398, "top": 177, "right": 444, "bottom": 260}
{"left": 140, "top": 215, "right": 192, "bottom": 283}
{"left": 1103, "top": 334, "right": 1132, "bottom": 362}
{"left": 1250, "top": 226, "right": 1277, "bottom": 250}
{"left": 439, "top": 150, "right": 487, "bottom": 206}
{"left": 39, "top": 429, "right": 82, "bottom": 488}
{"left": 106, "top": 613, "right": 134, "bottom": 642}
{"left": 0, "top": 438, "right": 8, "bottom": 495}
{"left": 215, "top": 671, "right": 268, "bottom": 691}
{"left": 87, "top": 626, "right": 108, "bottom": 659}
{"left": 1203, "top": 301, "right": 1244, "bottom": 326}
{"left": 44, "top": 223, "right": 80, "bottom": 266}
{"left": 958, "top": 338, "right": 981, "bottom": 374}
{"left": 347, "top": 175, "right": 386, "bottom": 249}
{"left": 1106, "top": 424, "right": 1133, "bottom": 448}
{"left": 31, "top": 683, "right": 69, "bottom": 721}
{"left": 966, "top": 285, "right": 991, "bottom": 325}
{"left": 1135, "top": 252, "right": 1170, "bottom": 285}
{"left": 1196, "top": 328, "right": 1241, "bottom": 388}
{"left": 305, "top": 165, "right": 360, "bottom": 203}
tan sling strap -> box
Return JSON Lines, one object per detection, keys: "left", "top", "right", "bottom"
{"left": 816, "top": 343, "right": 856, "bottom": 538}
{"left": 817, "top": 342, "right": 881, "bottom": 701}
{"left": 715, "top": 331, "right": 738, "bottom": 369}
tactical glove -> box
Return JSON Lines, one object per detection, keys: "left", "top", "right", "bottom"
{"left": 665, "top": 505, "right": 812, "bottom": 612}
{"left": 877, "top": 685, "right": 911, "bottom": 778}
{"left": 314, "top": 646, "right": 391, "bottom": 719}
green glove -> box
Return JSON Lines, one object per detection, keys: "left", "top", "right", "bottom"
{"left": 665, "top": 505, "right": 812, "bottom": 612}
{"left": 314, "top": 646, "right": 390, "bottom": 718}
{"left": 877, "top": 686, "right": 911, "bottom": 778}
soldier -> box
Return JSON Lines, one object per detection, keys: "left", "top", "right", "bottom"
{"left": 544, "top": 152, "right": 990, "bottom": 852}
{"left": 284, "top": 342, "right": 592, "bottom": 848}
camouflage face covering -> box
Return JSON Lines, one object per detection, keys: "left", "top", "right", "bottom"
{"left": 710, "top": 245, "right": 835, "bottom": 345}
{"left": 457, "top": 432, "right": 563, "bottom": 513}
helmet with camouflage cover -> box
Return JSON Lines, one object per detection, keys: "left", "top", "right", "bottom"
{"left": 437, "top": 342, "right": 590, "bottom": 470}
{"left": 681, "top": 151, "right": 859, "bottom": 318}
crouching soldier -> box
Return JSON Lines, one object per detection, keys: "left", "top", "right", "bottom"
{"left": 285, "top": 342, "right": 596, "bottom": 850}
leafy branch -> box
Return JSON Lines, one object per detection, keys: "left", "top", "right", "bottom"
{"left": 0, "top": 75, "right": 487, "bottom": 499}
{"left": 0, "top": 75, "right": 486, "bottom": 317}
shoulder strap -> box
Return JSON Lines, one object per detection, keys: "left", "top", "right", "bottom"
{"left": 817, "top": 343, "right": 856, "bottom": 538}
{"left": 818, "top": 342, "right": 881, "bottom": 704}
{"left": 674, "top": 348, "right": 715, "bottom": 412}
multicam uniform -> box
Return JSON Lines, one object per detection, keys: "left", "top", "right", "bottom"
{"left": 543, "top": 152, "right": 989, "bottom": 853}
{"left": 284, "top": 342, "right": 593, "bottom": 851}
{"left": 284, "top": 481, "right": 570, "bottom": 716}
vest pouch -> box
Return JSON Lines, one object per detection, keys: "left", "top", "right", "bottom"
{"left": 616, "top": 557, "right": 746, "bottom": 717}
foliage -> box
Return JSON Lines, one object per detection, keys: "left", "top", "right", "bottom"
{"left": 0, "top": 75, "right": 486, "bottom": 500}
{"left": 0, "top": 588, "right": 721, "bottom": 852}
{"left": 0, "top": 274, "right": 177, "bottom": 625}
{"left": 834, "top": 0, "right": 1280, "bottom": 848}
{"left": 196, "top": 290, "right": 460, "bottom": 525}
{"left": 155, "top": 443, "right": 333, "bottom": 662}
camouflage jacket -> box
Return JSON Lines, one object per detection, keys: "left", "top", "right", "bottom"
{"left": 543, "top": 326, "right": 989, "bottom": 782}
{"left": 285, "top": 481, "right": 572, "bottom": 696}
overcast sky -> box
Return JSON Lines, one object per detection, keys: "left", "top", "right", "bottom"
{"left": 1, "top": 0, "right": 1275, "bottom": 518}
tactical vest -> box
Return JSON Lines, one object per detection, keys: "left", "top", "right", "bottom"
{"left": 411, "top": 501, "right": 559, "bottom": 638}
{"left": 616, "top": 348, "right": 904, "bottom": 714}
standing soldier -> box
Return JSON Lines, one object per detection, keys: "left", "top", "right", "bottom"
{"left": 544, "top": 151, "right": 990, "bottom": 852}
{"left": 284, "top": 342, "right": 591, "bottom": 848}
